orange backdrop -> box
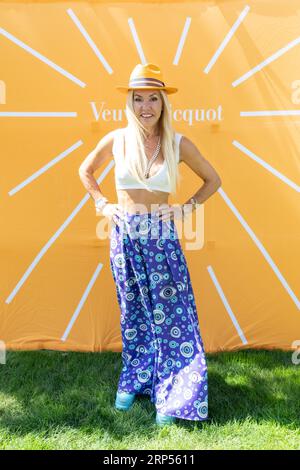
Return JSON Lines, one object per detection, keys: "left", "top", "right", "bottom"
{"left": 0, "top": 0, "right": 299, "bottom": 354}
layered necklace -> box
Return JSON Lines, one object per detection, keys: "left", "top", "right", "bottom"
{"left": 143, "top": 135, "right": 161, "bottom": 179}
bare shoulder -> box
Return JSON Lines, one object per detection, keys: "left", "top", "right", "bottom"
{"left": 99, "top": 127, "right": 126, "bottom": 154}
{"left": 178, "top": 134, "right": 222, "bottom": 183}
{"left": 178, "top": 135, "right": 203, "bottom": 163}
{"left": 96, "top": 127, "right": 120, "bottom": 151}
{"left": 78, "top": 128, "right": 122, "bottom": 174}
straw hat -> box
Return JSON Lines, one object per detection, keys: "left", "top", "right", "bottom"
{"left": 116, "top": 63, "right": 178, "bottom": 94}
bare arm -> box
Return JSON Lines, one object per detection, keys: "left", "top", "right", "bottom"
{"left": 180, "top": 136, "right": 222, "bottom": 205}
{"left": 78, "top": 130, "right": 116, "bottom": 203}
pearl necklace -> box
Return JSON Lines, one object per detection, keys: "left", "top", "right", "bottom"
{"left": 144, "top": 136, "right": 161, "bottom": 178}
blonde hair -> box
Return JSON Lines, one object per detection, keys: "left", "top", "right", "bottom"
{"left": 122, "top": 89, "right": 181, "bottom": 195}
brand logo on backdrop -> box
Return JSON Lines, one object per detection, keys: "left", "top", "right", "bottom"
{"left": 90, "top": 102, "right": 223, "bottom": 126}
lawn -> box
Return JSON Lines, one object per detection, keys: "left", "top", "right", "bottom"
{"left": 0, "top": 349, "right": 299, "bottom": 450}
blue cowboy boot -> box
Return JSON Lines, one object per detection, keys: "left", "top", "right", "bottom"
{"left": 156, "top": 412, "right": 176, "bottom": 426}
{"left": 115, "top": 391, "right": 136, "bottom": 411}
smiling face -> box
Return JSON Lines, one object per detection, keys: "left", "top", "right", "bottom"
{"left": 133, "top": 89, "right": 163, "bottom": 131}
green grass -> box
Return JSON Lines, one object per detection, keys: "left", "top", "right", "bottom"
{"left": 0, "top": 349, "right": 299, "bottom": 450}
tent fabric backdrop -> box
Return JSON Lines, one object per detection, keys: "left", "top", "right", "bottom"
{"left": 0, "top": 0, "right": 299, "bottom": 354}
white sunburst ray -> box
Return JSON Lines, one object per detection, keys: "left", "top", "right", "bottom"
{"left": 232, "top": 140, "right": 300, "bottom": 193}
{"left": 8, "top": 140, "right": 84, "bottom": 196}
{"left": 0, "top": 26, "right": 86, "bottom": 87}
{"left": 204, "top": 5, "right": 251, "bottom": 74}
{"left": 217, "top": 187, "right": 300, "bottom": 310}
{"left": 206, "top": 264, "right": 248, "bottom": 345}
{"left": 128, "top": 17, "right": 147, "bottom": 64}
{"left": 0, "top": 111, "right": 77, "bottom": 117}
{"left": 129, "top": 14, "right": 192, "bottom": 67}
{"left": 238, "top": 78, "right": 300, "bottom": 125}
{"left": 232, "top": 34, "right": 300, "bottom": 88}
{"left": 5, "top": 159, "right": 115, "bottom": 304}
{"left": 66, "top": 8, "right": 113, "bottom": 74}
{"left": 61, "top": 262, "right": 104, "bottom": 342}
{"left": 240, "top": 110, "right": 300, "bottom": 117}
{"left": 173, "top": 17, "right": 192, "bottom": 65}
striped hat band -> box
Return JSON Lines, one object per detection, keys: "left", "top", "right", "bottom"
{"left": 129, "top": 78, "right": 165, "bottom": 88}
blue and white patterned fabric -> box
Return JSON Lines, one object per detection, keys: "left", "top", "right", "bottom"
{"left": 109, "top": 211, "right": 209, "bottom": 422}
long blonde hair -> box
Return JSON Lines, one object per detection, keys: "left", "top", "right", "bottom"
{"left": 122, "top": 89, "right": 181, "bottom": 195}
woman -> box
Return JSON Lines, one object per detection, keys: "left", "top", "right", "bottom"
{"left": 78, "top": 63, "right": 222, "bottom": 426}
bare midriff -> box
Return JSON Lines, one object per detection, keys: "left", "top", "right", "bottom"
{"left": 117, "top": 188, "right": 169, "bottom": 215}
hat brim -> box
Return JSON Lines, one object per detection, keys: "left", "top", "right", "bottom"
{"left": 116, "top": 86, "right": 178, "bottom": 95}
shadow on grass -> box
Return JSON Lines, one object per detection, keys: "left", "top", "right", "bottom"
{"left": 0, "top": 348, "right": 299, "bottom": 438}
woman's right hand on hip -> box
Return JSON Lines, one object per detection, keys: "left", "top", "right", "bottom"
{"left": 102, "top": 203, "right": 125, "bottom": 226}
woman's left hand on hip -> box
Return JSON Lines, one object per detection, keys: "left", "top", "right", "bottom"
{"left": 156, "top": 203, "right": 183, "bottom": 221}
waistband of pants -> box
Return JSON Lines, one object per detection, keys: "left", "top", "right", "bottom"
{"left": 116, "top": 210, "right": 176, "bottom": 231}
{"left": 121, "top": 210, "right": 160, "bottom": 221}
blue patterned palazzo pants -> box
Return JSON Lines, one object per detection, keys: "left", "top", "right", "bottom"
{"left": 109, "top": 211, "right": 209, "bottom": 422}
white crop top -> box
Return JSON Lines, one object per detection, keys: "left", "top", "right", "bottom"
{"left": 112, "top": 128, "right": 182, "bottom": 193}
